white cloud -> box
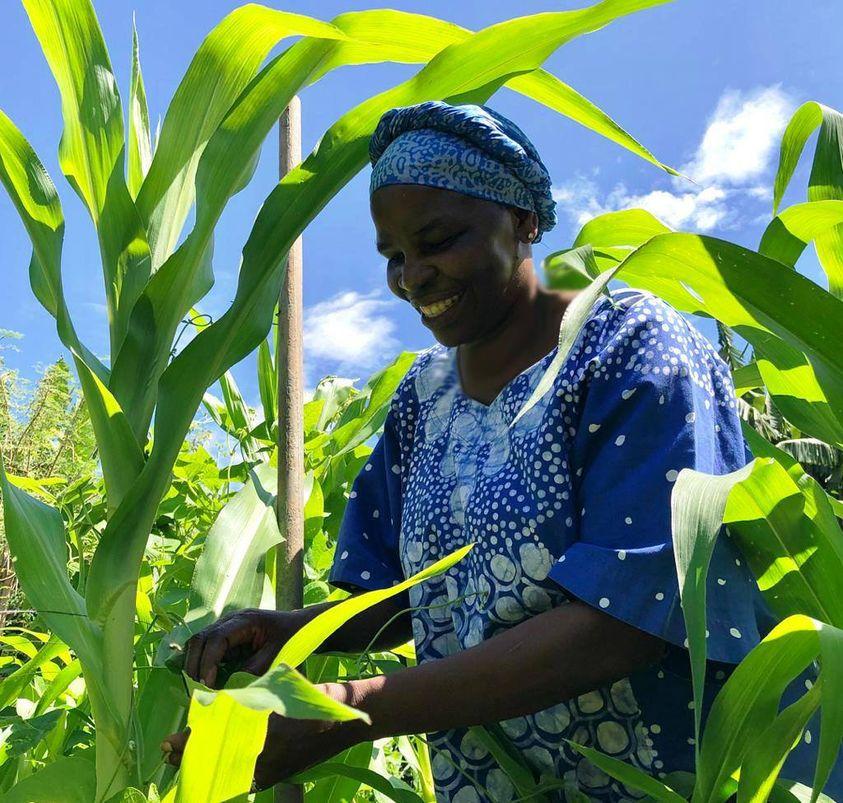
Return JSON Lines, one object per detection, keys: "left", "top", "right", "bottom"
{"left": 554, "top": 177, "right": 729, "bottom": 231}
{"left": 684, "top": 85, "right": 792, "bottom": 186}
{"left": 304, "top": 289, "right": 399, "bottom": 379}
{"left": 552, "top": 85, "right": 793, "bottom": 234}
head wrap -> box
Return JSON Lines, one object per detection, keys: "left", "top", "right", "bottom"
{"left": 369, "top": 100, "right": 557, "bottom": 243}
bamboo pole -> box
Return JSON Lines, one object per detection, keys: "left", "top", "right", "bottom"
{"left": 275, "top": 96, "right": 305, "bottom": 803}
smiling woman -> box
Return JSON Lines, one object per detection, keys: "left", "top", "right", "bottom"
{"left": 172, "top": 101, "right": 837, "bottom": 800}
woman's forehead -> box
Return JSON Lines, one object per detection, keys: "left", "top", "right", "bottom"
{"left": 370, "top": 185, "right": 493, "bottom": 231}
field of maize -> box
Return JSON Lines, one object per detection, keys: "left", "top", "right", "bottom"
{"left": 1, "top": 0, "right": 842, "bottom": 800}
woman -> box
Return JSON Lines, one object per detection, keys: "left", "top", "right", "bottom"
{"left": 164, "top": 102, "right": 827, "bottom": 800}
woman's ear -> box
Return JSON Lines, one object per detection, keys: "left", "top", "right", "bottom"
{"left": 511, "top": 207, "right": 539, "bottom": 245}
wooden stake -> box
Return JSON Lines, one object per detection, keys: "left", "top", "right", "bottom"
{"left": 275, "top": 96, "right": 305, "bottom": 803}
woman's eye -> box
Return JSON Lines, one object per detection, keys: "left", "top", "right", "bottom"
{"left": 424, "top": 233, "right": 460, "bottom": 253}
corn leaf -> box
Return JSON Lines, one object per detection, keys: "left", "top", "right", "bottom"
{"left": 176, "top": 664, "right": 367, "bottom": 803}
{"left": 594, "top": 233, "right": 843, "bottom": 447}
{"left": 276, "top": 545, "right": 473, "bottom": 668}
{"left": 127, "top": 20, "right": 152, "bottom": 199}
{"left": 330, "top": 352, "right": 417, "bottom": 457}
{"left": 257, "top": 339, "right": 277, "bottom": 434}
{"left": 693, "top": 616, "right": 842, "bottom": 803}
{"left": 567, "top": 741, "right": 686, "bottom": 802}
{"left": 158, "top": 462, "right": 282, "bottom": 667}
{"left": 22, "top": 0, "right": 152, "bottom": 356}
{"left": 759, "top": 200, "right": 843, "bottom": 275}
{"left": 0, "top": 453, "right": 100, "bottom": 667}
{"left": 772, "top": 102, "right": 843, "bottom": 298}
{"left": 293, "top": 743, "right": 374, "bottom": 803}
{"left": 293, "top": 762, "right": 425, "bottom": 803}
{"left": 471, "top": 723, "right": 550, "bottom": 803}
{"left": 0, "top": 634, "right": 67, "bottom": 710}
{"left": 670, "top": 461, "right": 759, "bottom": 760}
{"left": 311, "top": 8, "right": 677, "bottom": 176}
{"left": 135, "top": 7, "right": 348, "bottom": 269}
{"left": 0, "top": 109, "right": 105, "bottom": 381}
{"left": 724, "top": 449, "right": 843, "bottom": 628}
{"left": 72, "top": 352, "right": 144, "bottom": 514}
{"left": 174, "top": 688, "right": 268, "bottom": 803}
{"left": 737, "top": 682, "right": 822, "bottom": 803}
{"left": 732, "top": 362, "right": 763, "bottom": 395}
{"left": 0, "top": 754, "right": 96, "bottom": 803}
{"left": 511, "top": 261, "right": 621, "bottom": 426}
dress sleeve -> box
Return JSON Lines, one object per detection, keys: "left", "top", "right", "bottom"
{"left": 548, "top": 293, "right": 761, "bottom": 664}
{"left": 328, "top": 405, "right": 408, "bottom": 606}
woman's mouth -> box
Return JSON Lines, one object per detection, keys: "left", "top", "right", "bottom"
{"left": 419, "top": 292, "right": 463, "bottom": 320}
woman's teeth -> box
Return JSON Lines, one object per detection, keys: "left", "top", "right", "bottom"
{"left": 420, "top": 294, "right": 461, "bottom": 318}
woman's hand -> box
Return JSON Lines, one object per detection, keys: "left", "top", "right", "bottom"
{"left": 183, "top": 607, "right": 305, "bottom": 689}
{"left": 162, "top": 683, "right": 365, "bottom": 790}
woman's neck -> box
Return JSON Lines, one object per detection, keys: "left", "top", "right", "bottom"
{"left": 457, "top": 285, "right": 574, "bottom": 406}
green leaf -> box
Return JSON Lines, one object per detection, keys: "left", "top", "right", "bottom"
{"left": 127, "top": 20, "right": 152, "bottom": 199}
{"left": 758, "top": 200, "right": 843, "bottom": 279}
{"left": 299, "top": 743, "right": 374, "bottom": 803}
{"left": 470, "top": 724, "right": 549, "bottom": 803}
{"left": 256, "top": 338, "right": 277, "bottom": 435}
{"left": 158, "top": 463, "right": 282, "bottom": 666}
{"left": 294, "top": 761, "right": 425, "bottom": 803}
{"left": 22, "top": 0, "right": 122, "bottom": 221}
{"left": 176, "top": 664, "right": 367, "bottom": 803}
{"left": 312, "top": 8, "right": 677, "bottom": 176}
{"left": 72, "top": 352, "right": 144, "bottom": 514}
{"left": 567, "top": 740, "right": 686, "bottom": 802}
{"left": 0, "top": 109, "right": 105, "bottom": 381}
{"left": 670, "top": 460, "right": 758, "bottom": 760}
{"left": 135, "top": 6, "right": 348, "bottom": 268}
{"left": 693, "top": 616, "right": 837, "bottom": 803}
{"left": 737, "top": 681, "right": 822, "bottom": 803}
{"left": 2, "top": 754, "right": 96, "bottom": 803}
{"left": 511, "top": 261, "right": 620, "bottom": 427}
{"left": 330, "top": 352, "right": 417, "bottom": 456}
{"left": 275, "top": 545, "right": 473, "bottom": 669}
{"left": 0, "top": 634, "right": 66, "bottom": 710}
{"left": 598, "top": 233, "right": 843, "bottom": 447}
{"left": 732, "top": 427, "right": 843, "bottom": 628}
{"left": 772, "top": 102, "right": 843, "bottom": 298}
{"left": 174, "top": 687, "right": 267, "bottom": 803}
{"left": 197, "top": 663, "right": 366, "bottom": 721}
{"left": 22, "top": 0, "right": 152, "bottom": 355}
{"left": 0, "top": 453, "right": 100, "bottom": 667}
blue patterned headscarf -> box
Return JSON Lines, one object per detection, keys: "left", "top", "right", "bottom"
{"left": 369, "top": 101, "right": 557, "bottom": 243}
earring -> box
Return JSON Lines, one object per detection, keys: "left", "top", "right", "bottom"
{"left": 527, "top": 232, "right": 535, "bottom": 241}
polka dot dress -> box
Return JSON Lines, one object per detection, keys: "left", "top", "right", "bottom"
{"left": 328, "top": 288, "right": 828, "bottom": 801}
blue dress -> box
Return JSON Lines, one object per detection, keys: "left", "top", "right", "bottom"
{"left": 329, "top": 287, "right": 833, "bottom": 802}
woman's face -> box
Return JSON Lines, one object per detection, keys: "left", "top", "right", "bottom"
{"left": 370, "top": 184, "right": 536, "bottom": 347}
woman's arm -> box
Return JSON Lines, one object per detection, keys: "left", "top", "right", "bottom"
{"left": 167, "top": 597, "right": 666, "bottom": 786}
{"left": 329, "top": 598, "right": 666, "bottom": 743}
{"left": 318, "top": 596, "right": 413, "bottom": 655}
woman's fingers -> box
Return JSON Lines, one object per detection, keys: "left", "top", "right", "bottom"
{"left": 240, "top": 641, "right": 280, "bottom": 677}
{"left": 184, "top": 614, "right": 255, "bottom": 688}
{"left": 161, "top": 730, "right": 189, "bottom": 767}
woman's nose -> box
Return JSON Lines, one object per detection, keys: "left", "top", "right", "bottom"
{"left": 398, "top": 258, "right": 437, "bottom": 293}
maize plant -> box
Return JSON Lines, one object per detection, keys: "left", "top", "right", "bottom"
{"left": 0, "top": 0, "right": 675, "bottom": 798}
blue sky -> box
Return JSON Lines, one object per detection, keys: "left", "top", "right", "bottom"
{"left": 2, "top": 0, "right": 842, "bottom": 411}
